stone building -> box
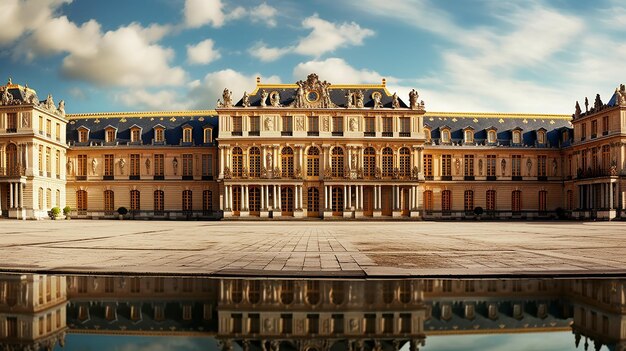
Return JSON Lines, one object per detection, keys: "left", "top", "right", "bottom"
{"left": 1, "top": 74, "right": 626, "bottom": 220}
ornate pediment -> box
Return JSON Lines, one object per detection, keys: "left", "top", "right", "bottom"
{"left": 290, "top": 73, "right": 336, "bottom": 108}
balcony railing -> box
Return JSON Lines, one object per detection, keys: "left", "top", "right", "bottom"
{"left": 576, "top": 167, "right": 617, "bottom": 179}
{"left": 364, "top": 131, "right": 375, "bottom": 137}
{"left": 0, "top": 165, "right": 26, "bottom": 176}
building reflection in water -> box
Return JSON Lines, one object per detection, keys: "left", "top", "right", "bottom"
{"left": 0, "top": 274, "right": 624, "bottom": 350}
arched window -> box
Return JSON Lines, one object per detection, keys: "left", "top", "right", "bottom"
{"left": 399, "top": 147, "right": 410, "bottom": 178}
{"left": 154, "top": 190, "right": 164, "bottom": 215}
{"left": 231, "top": 147, "right": 242, "bottom": 177}
{"left": 442, "top": 190, "right": 451, "bottom": 215}
{"left": 382, "top": 147, "right": 393, "bottom": 178}
{"left": 363, "top": 147, "right": 376, "bottom": 178}
{"left": 331, "top": 147, "right": 344, "bottom": 178}
{"left": 281, "top": 147, "right": 294, "bottom": 178}
{"left": 464, "top": 130, "right": 473, "bottom": 143}
{"left": 512, "top": 131, "right": 521, "bottom": 144}
{"left": 76, "top": 190, "right": 87, "bottom": 213}
{"left": 441, "top": 130, "right": 450, "bottom": 143}
{"left": 249, "top": 147, "right": 261, "bottom": 178}
{"left": 130, "top": 189, "right": 140, "bottom": 212}
{"left": 38, "top": 187, "right": 44, "bottom": 209}
{"left": 424, "top": 190, "right": 433, "bottom": 214}
{"left": 306, "top": 147, "right": 319, "bottom": 177}
{"left": 104, "top": 190, "right": 114, "bottom": 213}
{"left": 330, "top": 281, "right": 344, "bottom": 306}
{"left": 538, "top": 190, "right": 547, "bottom": 214}
{"left": 464, "top": 190, "right": 474, "bottom": 213}
{"left": 203, "top": 190, "right": 212, "bottom": 215}
{"left": 537, "top": 130, "right": 545, "bottom": 144}
{"left": 248, "top": 280, "right": 261, "bottom": 304}
{"left": 486, "top": 190, "right": 496, "bottom": 212}
{"left": 182, "top": 190, "right": 192, "bottom": 213}
{"left": 306, "top": 281, "right": 320, "bottom": 305}
{"left": 512, "top": 190, "right": 522, "bottom": 214}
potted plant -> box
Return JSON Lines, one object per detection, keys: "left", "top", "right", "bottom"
{"left": 63, "top": 206, "right": 72, "bottom": 220}
{"left": 50, "top": 207, "right": 61, "bottom": 220}
{"left": 117, "top": 206, "right": 128, "bottom": 220}
{"left": 473, "top": 206, "right": 484, "bottom": 220}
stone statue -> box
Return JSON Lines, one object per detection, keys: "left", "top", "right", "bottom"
{"left": 526, "top": 158, "right": 532, "bottom": 176}
{"left": 320, "top": 80, "right": 333, "bottom": 108}
{"left": 269, "top": 91, "right": 281, "bottom": 107}
{"left": 594, "top": 93, "right": 603, "bottom": 110}
{"left": 145, "top": 157, "right": 151, "bottom": 173}
{"left": 173, "top": 157, "right": 178, "bottom": 175}
{"left": 66, "top": 160, "right": 73, "bottom": 175}
{"left": 355, "top": 90, "right": 364, "bottom": 108}
{"left": 260, "top": 90, "right": 268, "bottom": 107}
{"left": 574, "top": 101, "right": 581, "bottom": 118}
{"left": 57, "top": 100, "right": 65, "bottom": 116}
{"left": 264, "top": 116, "right": 272, "bottom": 131}
{"left": 616, "top": 84, "right": 626, "bottom": 106}
{"left": 296, "top": 117, "right": 304, "bottom": 131}
{"left": 266, "top": 152, "right": 273, "bottom": 169}
{"left": 345, "top": 90, "right": 354, "bottom": 108}
{"left": 584, "top": 97, "right": 589, "bottom": 112}
{"left": 91, "top": 158, "right": 97, "bottom": 175}
{"left": 372, "top": 92, "right": 382, "bottom": 109}
{"left": 217, "top": 88, "right": 232, "bottom": 108}
{"left": 45, "top": 94, "right": 55, "bottom": 110}
{"left": 409, "top": 89, "right": 419, "bottom": 110}
{"left": 500, "top": 159, "right": 506, "bottom": 176}
{"left": 293, "top": 81, "right": 306, "bottom": 108}
{"left": 7, "top": 77, "right": 12, "bottom": 85}
{"left": 454, "top": 158, "right": 461, "bottom": 174}
{"left": 242, "top": 91, "right": 250, "bottom": 107}
{"left": 349, "top": 117, "right": 357, "bottom": 132}
{"left": 552, "top": 159, "right": 558, "bottom": 176}
{"left": 391, "top": 92, "right": 400, "bottom": 109}
{"left": 21, "top": 112, "right": 30, "bottom": 128}
{"left": 119, "top": 158, "right": 126, "bottom": 175}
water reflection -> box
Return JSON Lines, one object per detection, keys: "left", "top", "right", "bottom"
{"left": 0, "top": 274, "right": 623, "bottom": 350}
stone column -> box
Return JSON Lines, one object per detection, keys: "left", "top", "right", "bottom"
{"left": 355, "top": 185, "right": 360, "bottom": 210}
{"left": 277, "top": 185, "right": 282, "bottom": 211}
{"left": 19, "top": 183, "right": 23, "bottom": 209}
{"left": 360, "top": 185, "right": 364, "bottom": 210}
{"left": 9, "top": 183, "right": 14, "bottom": 209}
{"left": 610, "top": 183, "right": 614, "bottom": 210}
{"left": 343, "top": 185, "right": 347, "bottom": 209}
{"left": 229, "top": 185, "right": 233, "bottom": 210}
{"left": 377, "top": 185, "right": 382, "bottom": 210}
{"left": 261, "top": 185, "right": 265, "bottom": 210}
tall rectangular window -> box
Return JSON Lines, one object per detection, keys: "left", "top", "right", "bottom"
{"left": 511, "top": 155, "right": 522, "bottom": 177}
{"left": 45, "top": 147, "right": 51, "bottom": 176}
{"left": 77, "top": 155, "right": 87, "bottom": 177}
{"left": 182, "top": 190, "right": 192, "bottom": 213}
{"left": 308, "top": 116, "right": 319, "bottom": 132}
{"left": 130, "top": 154, "right": 140, "bottom": 176}
{"left": 104, "top": 154, "right": 114, "bottom": 176}
{"left": 56, "top": 123, "right": 60, "bottom": 141}
{"left": 332, "top": 116, "right": 343, "bottom": 132}
{"left": 602, "top": 145, "right": 610, "bottom": 172}
{"left": 232, "top": 116, "right": 242, "bottom": 133}
{"left": 130, "top": 190, "right": 140, "bottom": 212}
{"left": 202, "top": 154, "right": 213, "bottom": 176}
{"left": 365, "top": 117, "right": 375, "bottom": 134}
{"left": 423, "top": 154, "right": 433, "bottom": 177}
{"left": 486, "top": 190, "right": 496, "bottom": 211}
{"left": 591, "top": 120, "right": 598, "bottom": 137}
{"left": 104, "top": 190, "right": 114, "bottom": 213}
{"left": 581, "top": 123, "right": 587, "bottom": 140}
{"left": 154, "top": 190, "right": 164, "bottom": 215}
{"left": 154, "top": 154, "right": 164, "bottom": 176}
{"left": 442, "top": 190, "right": 452, "bottom": 215}
{"left": 282, "top": 116, "right": 293, "bottom": 132}
{"left": 424, "top": 190, "right": 433, "bottom": 214}
{"left": 441, "top": 154, "right": 452, "bottom": 176}
{"left": 154, "top": 128, "right": 164, "bottom": 142}
{"left": 131, "top": 128, "right": 141, "bottom": 142}
{"left": 382, "top": 117, "right": 393, "bottom": 134}
{"left": 38, "top": 145, "right": 43, "bottom": 175}
{"left": 46, "top": 119, "right": 51, "bottom": 137}
{"left": 39, "top": 116, "right": 44, "bottom": 134}
{"left": 464, "top": 190, "right": 474, "bottom": 212}
{"left": 464, "top": 155, "right": 474, "bottom": 176}
{"left": 487, "top": 155, "right": 496, "bottom": 177}
{"left": 249, "top": 116, "right": 260, "bottom": 132}
{"left": 537, "top": 155, "right": 547, "bottom": 177}
{"left": 512, "top": 190, "right": 522, "bottom": 213}
{"left": 539, "top": 190, "right": 547, "bottom": 214}
{"left": 55, "top": 150, "right": 60, "bottom": 177}
{"left": 602, "top": 116, "right": 609, "bottom": 133}
{"left": 400, "top": 117, "right": 410, "bottom": 135}
{"left": 182, "top": 154, "right": 193, "bottom": 177}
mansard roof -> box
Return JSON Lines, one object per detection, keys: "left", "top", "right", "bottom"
{"left": 66, "top": 111, "right": 218, "bottom": 147}
{"left": 422, "top": 112, "right": 572, "bottom": 147}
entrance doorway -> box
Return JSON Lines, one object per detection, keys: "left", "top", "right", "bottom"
{"left": 232, "top": 186, "right": 241, "bottom": 216}
{"left": 401, "top": 188, "right": 410, "bottom": 216}
{"left": 307, "top": 187, "right": 320, "bottom": 217}
{"left": 381, "top": 186, "right": 392, "bottom": 216}
{"left": 332, "top": 187, "right": 344, "bottom": 216}
{"left": 249, "top": 186, "right": 261, "bottom": 216}
{"left": 281, "top": 186, "right": 294, "bottom": 216}
{"left": 363, "top": 186, "right": 374, "bottom": 217}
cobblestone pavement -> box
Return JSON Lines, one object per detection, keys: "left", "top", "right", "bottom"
{"left": 0, "top": 220, "right": 625, "bottom": 277}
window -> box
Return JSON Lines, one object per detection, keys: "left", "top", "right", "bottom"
{"left": 38, "top": 145, "right": 43, "bottom": 175}
{"left": 249, "top": 147, "right": 261, "bottom": 178}
{"left": 55, "top": 150, "right": 60, "bottom": 178}
{"left": 441, "top": 154, "right": 452, "bottom": 177}
{"left": 307, "top": 147, "right": 320, "bottom": 177}
{"left": 332, "top": 116, "right": 343, "bottom": 133}
{"left": 77, "top": 155, "right": 87, "bottom": 177}
{"left": 231, "top": 147, "right": 243, "bottom": 177}
{"left": 203, "top": 190, "right": 213, "bottom": 215}
{"left": 365, "top": 117, "right": 375, "bottom": 135}
{"left": 308, "top": 116, "right": 319, "bottom": 132}
{"left": 567, "top": 190, "right": 573, "bottom": 210}
{"left": 486, "top": 190, "right": 496, "bottom": 212}
{"left": 331, "top": 147, "right": 344, "bottom": 178}
{"left": 204, "top": 127, "right": 213, "bottom": 142}
{"left": 154, "top": 190, "right": 164, "bottom": 215}
{"left": 464, "top": 129, "right": 473, "bottom": 143}
{"left": 104, "top": 154, "right": 114, "bottom": 176}
{"left": 46, "top": 147, "right": 51, "bottom": 175}
{"left": 55, "top": 123, "right": 60, "bottom": 141}
{"left": 46, "top": 188, "right": 51, "bottom": 208}
{"left": 38, "top": 187, "right": 43, "bottom": 209}
{"left": 39, "top": 116, "right": 44, "bottom": 134}
{"left": 78, "top": 129, "right": 88, "bottom": 143}
{"left": 104, "top": 190, "right": 114, "bottom": 214}
{"left": 602, "top": 116, "right": 609, "bottom": 133}
{"left": 105, "top": 128, "right": 116, "bottom": 143}
{"left": 183, "top": 128, "right": 192, "bottom": 143}
{"left": 247, "top": 116, "right": 259, "bottom": 135}
{"left": 464, "top": 190, "right": 474, "bottom": 213}
{"left": 537, "top": 155, "right": 547, "bottom": 177}
{"left": 512, "top": 130, "right": 521, "bottom": 144}
{"left": 130, "top": 190, "right": 140, "bottom": 212}
{"left": 399, "top": 147, "right": 410, "bottom": 177}
{"left": 182, "top": 154, "right": 193, "bottom": 177}
{"left": 441, "top": 129, "right": 450, "bottom": 143}
{"left": 464, "top": 155, "right": 474, "bottom": 177}
{"left": 382, "top": 117, "right": 393, "bottom": 135}
{"left": 282, "top": 116, "right": 293, "bottom": 132}
{"left": 233, "top": 116, "right": 242, "bottom": 134}
{"left": 382, "top": 147, "right": 393, "bottom": 178}
{"left": 591, "top": 120, "right": 597, "bottom": 137}
{"left": 487, "top": 155, "right": 496, "bottom": 177}
{"left": 400, "top": 117, "right": 410, "bottom": 135}
{"left": 196, "top": 155, "right": 210, "bottom": 180}
{"left": 424, "top": 190, "right": 433, "bottom": 214}
{"left": 363, "top": 147, "right": 375, "bottom": 178}
{"left": 46, "top": 119, "right": 51, "bottom": 137}
{"left": 6, "top": 113, "right": 17, "bottom": 132}
{"left": 154, "top": 127, "right": 165, "bottom": 142}
{"left": 488, "top": 130, "right": 497, "bottom": 143}
{"left": 537, "top": 130, "right": 545, "bottom": 144}
{"left": 538, "top": 190, "right": 547, "bottom": 214}
{"left": 76, "top": 190, "right": 87, "bottom": 213}
{"left": 512, "top": 190, "right": 522, "bottom": 214}
{"left": 154, "top": 154, "right": 164, "bottom": 176}
{"left": 130, "top": 154, "right": 140, "bottom": 177}
{"left": 281, "top": 147, "right": 294, "bottom": 178}
{"left": 424, "top": 154, "right": 433, "bottom": 178}
{"left": 182, "top": 190, "right": 192, "bottom": 213}
{"left": 511, "top": 155, "right": 521, "bottom": 177}
{"left": 581, "top": 123, "right": 587, "bottom": 140}
{"left": 442, "top": 190, "right": 451, "bottom": 215}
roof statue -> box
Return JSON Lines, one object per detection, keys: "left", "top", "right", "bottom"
{"left": 355, "top": 90, "right": 364, "bottom": 108}
{"left": 260, "top": 90, "right": 268, "bottom": 107}
{"left": 372, "top": 92, "right": 382, "bottom": 109}
{"left": 391, "top": 92, "right": 400, "bottom": 109}
{"left": 217, "top": 88, "right": 232, "bottom": 108}
{"left": 409, "top": 89, "right": 419, "bottom": 110}
{"left": 288, "top": 73, "right": 336, "bottom": 108}
{"left": 242, "top": 91, "right": 250, "bottom": 107}
{"left": 292, "top": 81, "right": 306, "bottom": 108}
{"left": 584, "top": 97, "right": 589, "bottom": 113}
{"left": 345, "top": 90, "right": 354, "bottom": 108}
{"left": 1, "top": 86, "right": 14, "bottom": 106}
{"left": 574, "top": 101, "right": 581, "bottom": 118}
{"left": 594, "top": 93, "right": 603, "bottom": 111}
{"left": 58, "top": 100, "right": 65, "bottom": 117}
{"left": 616, "top": 84, "right": 626, "bottom": 106}
{"left": 269, "top": 91, "right": 281, "bottom": 107}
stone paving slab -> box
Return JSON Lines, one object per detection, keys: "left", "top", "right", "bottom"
{"left": 0, "top": 220, "right": 626, "bottom": 277}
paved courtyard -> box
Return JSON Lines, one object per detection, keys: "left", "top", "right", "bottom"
{"left": 1, "top": 220, "right": 626, "bottom": 277}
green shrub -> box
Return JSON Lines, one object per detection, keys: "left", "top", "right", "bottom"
{"left": 63, "top": 206, "right": 71, "bottom": 215}
{"left": 50, "top": 207, "right": 61, "bottom": 218}
{"left": 117, "top": 207, "right": 128, "bottom": 215}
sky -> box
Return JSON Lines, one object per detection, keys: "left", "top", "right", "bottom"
{"left": 1, "top": 0, "right": 625, "bottom": 115}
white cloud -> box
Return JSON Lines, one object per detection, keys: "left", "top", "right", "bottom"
{"left": 248, "top": 15, "right": 374, "bottom": 62}
{"left": 293, "top": 57, "right": 384, "bottom": 84}
{"left": 187, "top": 39, "right": 221, "bottom": 65}
{"left": 0, "top": 0, "right": 71, "bottom": 45}
{"left": 249, "top": 3, "right": 278, "bottom": 27}
{"left": 115, "top": 88, "right": 191, "bottom": 111}
{"left": 184, "top": 0, "right": 225, "bottom": 28}
{"left": 187, "top": 69, "right": 281, "bottom": 109}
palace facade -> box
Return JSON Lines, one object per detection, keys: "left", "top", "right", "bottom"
{"left": 1, "top": 75, "right": 625, "bottom": 220}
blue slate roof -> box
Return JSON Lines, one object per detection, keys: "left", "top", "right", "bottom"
{"left": 423, "top": 114, "right": 572, "bottom": 148}
{"left": 67, "top": 113, "right": 218, "bottom": 147}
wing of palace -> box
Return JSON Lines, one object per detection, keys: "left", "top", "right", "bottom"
{"left": 1, "top": 74, "right": 625, "bottom": 220}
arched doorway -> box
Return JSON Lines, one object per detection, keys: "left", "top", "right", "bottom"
{"left": 281, "top": 186, "right": 294, "bottom": 216}
{"left": 363, "top": 186, "right": 374, "bottom": 216}
{"left": 307, "top": 187, "right": 320, "bottom": 217}
{"left": 232, "top": 186, "right": 241, "bottom": 216}
{"left": 249, "top": 186, "right": 261, "bottom": 216}
{"left": 332, "top": 187, "right": 344, "bottom": 216}
{"left": 6, "top": 143, "right": 18, "bottom": 176}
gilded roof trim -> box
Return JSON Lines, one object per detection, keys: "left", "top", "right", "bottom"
{"left": 67, "top": 110, "right": 217, "bottom": 119}
{"left": 424, "top": 111, "right": 571, "bottom": 120}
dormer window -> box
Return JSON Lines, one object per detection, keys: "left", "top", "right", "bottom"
{"left": 463, "top": 127, "right": 474, "bottom": 143}
{"left": 203, "top": 127, "right": 212, "bottom": 143}
{"left": 487, "top": 130, "right": 497, "bottom": 143}
{"left": 424, "top": 127, "right": 431, "bottom": 141}
{"left": 440, "top": 127, "right": 451, "bottom": 143}
{"left": 130, "top": 125, "right": 142, "bottom": 143}
{"left": 537, "top": 129, "right": 546, "bottom": 144}
{"left": 104, "top": 126, "right": 117, "bottom": 143}
{"left": 183, "top": 126, "right": 193, "bottom": 143}
{"left": 512, "top": 129, "right": 522, "bottom": 144}
{"left": 154, "top": 125, "right": 165, "bottom": 143}
{"left": 77, "top": 127, "right": 89, "bottom": 143}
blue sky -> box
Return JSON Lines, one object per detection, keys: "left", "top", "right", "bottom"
{"left": 1, "top": 0, "right": 625, "bottom": 114}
